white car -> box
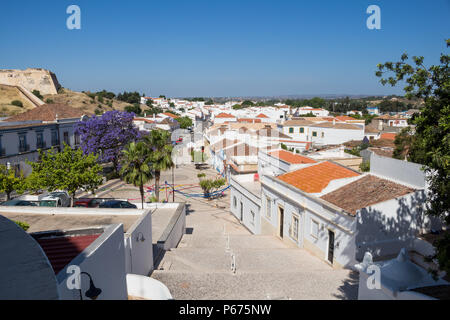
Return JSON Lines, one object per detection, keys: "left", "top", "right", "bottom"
{"left": 39, "top": 191, "right": 71, "bottom": 207}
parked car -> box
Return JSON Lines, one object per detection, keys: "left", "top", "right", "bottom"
{"left": 99, "top": 200, "right": 137, "bottom": 209}
{"left": 74, "top": 198, "right": 109, "bottom": 208}
{"left": 1, "top": 199, "right": 38, "bottom": 206}
{"left": 39, "top": 191, "right": 71, "bottom": 207}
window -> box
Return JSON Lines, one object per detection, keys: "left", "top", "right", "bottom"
{"left": 289, "top": 127, "right": 294, "bottom": 134}
{"left": 321, "top": 132, "right": 325, "bottom": 138}
{"left": 51, "top": 130, "right": 59, "bottom": 146}
{"left": 300, "top": 127, "right": 304, "bottom": 133}
{"left": 266, "top": 197, "right": 271, "bottom": 218}
{"left": 63, "top": 131, "right": 69, "bottom": 145}
{"left": 0, "top": 135, "right": 3, "bottom": 156}
{"left": 233, "top": 196, "right": 237, "bottom": 208}
{"left": 291, "top": 214, "right": 299, "bottom": 240}
{"left": 312, "top": 131, "right": 317, "bottom": 137}
{"left": 18, "top": 133, "right": 28, "bottom": 153}
{"left": 36, "top": 131, "right": 44, "bottom": 149}
{"left": 250, "top": 210, "right": 255, "bottom": 225}
{"left": 311, "top": 219, "right": 319, "bottom": 238}
{"left": 75, "top": 133, "right": 81, "bottom": 145}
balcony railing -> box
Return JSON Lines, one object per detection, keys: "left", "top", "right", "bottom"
{"left": 0, "top": 148, "right": 5, "bottom": 157}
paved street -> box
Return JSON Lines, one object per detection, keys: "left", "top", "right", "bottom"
{"left": 151, "top": 163, "right": 359, "bottom": 300}
{"left": 76, "top": 162, "right": 358, "bottom": 299}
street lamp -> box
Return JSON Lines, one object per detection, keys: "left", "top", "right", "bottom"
{"left": 78, "top": 272, "right": 102, "bottom": 300}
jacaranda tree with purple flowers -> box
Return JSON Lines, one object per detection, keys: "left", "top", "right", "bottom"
{"left": 75, "top": 110, "right": 140, "bottom": 173}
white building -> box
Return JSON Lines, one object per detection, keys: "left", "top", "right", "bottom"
{"left": 231, "top": 152, "right": 438, "bottom": 268}
{"left": 295, "top": 106, "right": 330, "bottom": 117}
{"left": 0, "top": 104, "right": 86, "bottom": 175}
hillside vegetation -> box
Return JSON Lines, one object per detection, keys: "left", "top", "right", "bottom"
{"left": 0, "top": 85, "right": 36, "bottom": 117}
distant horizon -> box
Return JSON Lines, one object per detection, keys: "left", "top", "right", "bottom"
{"left": 1, "top": 0, "right": 448, "bottom": 97}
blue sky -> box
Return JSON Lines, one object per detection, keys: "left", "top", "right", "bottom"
{"left": 0, "top": 0, "right": 449, "bottom": 97}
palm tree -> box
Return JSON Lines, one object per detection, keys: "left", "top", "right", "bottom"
{"left": 144, "top": 129, "right": 174, "bottom": 202}
{"left": 120, "top": 141, "right": 153, "bottom": 209}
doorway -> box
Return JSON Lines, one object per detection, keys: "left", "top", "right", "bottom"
{"left": 328, "top": 230, "right": 335, "bottom": 264}
{"left": 278, "top": 206, "right": 284, "bottom": 238}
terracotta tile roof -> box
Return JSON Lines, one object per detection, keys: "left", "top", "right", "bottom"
{"left": 364, "top": 126, "right": 380, "bottom": 133}
{"left": 225, "top": 143, "right": 259, "bottom": 158}
{"left": 283, "top": 119, "right": 314, "bottom": 126}
{"left": 320, "top": 175, "right": 415, "bottom": 215}
{"left": 256, "top": 127, "right": 292, "bottom": 138}
{"left": 269, "top": 150, "right": 317, "bottom": 164}
{"left": 6, "top": 104, "right": 89, "bottom": 122}
{"left": 210, "top": 139, "right": 241, "bottom": 152}
{"left": 380, "top": 133, "right": 397, "bottom": 140}
{"left": 134, "top": 117, "right": 155, "bottom": 124}
{"left": 36, "top": 234, "right": 101, "bottom": 274}
{"left": 162, "top": 112, "right": 179, "bottom": 119}
{"left": 256, "top": 113, "right": 269, "bottom": 118}
{"left": 277, "top": 161, "right": 360, "bottom": 193}
{"left": 237, "top": 118, "right": 261, "bottom": 123}
{"left": 215, "top": 112, "right": 235, "bottom": 118}
{"left": 335, "top": 115, "right": 356, "bottom": 121}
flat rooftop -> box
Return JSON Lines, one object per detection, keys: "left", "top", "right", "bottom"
{"left": 0, "top": 212, "right": 142, "bottom": 233}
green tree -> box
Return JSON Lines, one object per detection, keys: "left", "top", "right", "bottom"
{"left": 199, "top": 178, "right": 226, "bottom": 199}
{"left": 120, "top": 141, "right": 153, "bottom": 209}
{"left": 27, "top": 144, "right": 103, "bottom": 206}
{"left": 32, "top": 90, "right": 43, "bottom": 100}
{"left": 177, "top": 116, "right": 193, "bottom": 129}
{"left": 11, "top": 100, "right": 23, "bottom": 107}
{"left": 0, "top": 165, "right": 26, "bottom": 200}
{"left": 376, "top": 40, "right": 450, "bottom": 275}
{"left": 125, "top": 103, "right": 142, "bottom": 115}
{"left": 143, "top": 129, "right": 174, "bottom": 202}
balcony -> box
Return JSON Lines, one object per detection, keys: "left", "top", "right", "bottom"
{"left": 51, "top": 140, "right": 59, "bottom": 146}
{"left": 0, "top": 148, "right": 5, "bottom": 157}
{"left": 37, "top": 141, "right": 47, "bottom": 149}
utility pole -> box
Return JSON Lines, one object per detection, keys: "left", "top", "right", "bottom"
{"left": 172, "top": 164, "right": 175, "bottom": 202}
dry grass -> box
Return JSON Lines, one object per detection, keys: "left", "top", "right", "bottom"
{"left": 0, "top": 84, "right": 36, "bottom": 116}
{"left": 42, "top": 88, "right": 134, "bottom": 114}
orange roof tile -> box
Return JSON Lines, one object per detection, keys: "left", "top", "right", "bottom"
{"left": 162, "top": 112, "right": 179, "bottom": 119}
{"left": 215, "top": 113, "right": 235, "bottom": 118}
{"left": 335, "top": 115, "right": 356, "bottom": 121}
{"left": 277, "top": 161, "right": 360, "bottom": 193}
{"left": 380, "top": 133, "right": 397, "bottom": 141}
{"left": 256, "top": 113, "right": 269, "bottom": 118}
{"left": 269, "top": 150, "right": 317, "bottom": 164}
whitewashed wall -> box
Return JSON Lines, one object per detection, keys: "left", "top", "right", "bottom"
{"left": 56, "top": 224, "right": 128, "bottom": 300}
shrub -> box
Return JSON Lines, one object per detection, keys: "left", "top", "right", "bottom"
{"left": 32, "top": 90, "right": 43, "bottom": 100}
{"left": 94, "top": 108, "right": 103, "bottom": 115}
{"left": 360, "top": 161, "right": 370, "bottom": 172}
{"left": 14, "top": 220, "right": 30, "bottom": 231}
{"left": 11, "top": 100, "right": 23, "bottom": 107}
{"left": 45, "top": 98, "right": 54, "bottom": 104}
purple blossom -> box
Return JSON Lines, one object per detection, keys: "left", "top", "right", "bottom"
{"left": 75, "top": 110, "right": 140, "bottom": 169}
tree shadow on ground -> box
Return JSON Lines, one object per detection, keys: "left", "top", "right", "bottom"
{"left": 332, "top": 270, "right": 359, "bottom": 300}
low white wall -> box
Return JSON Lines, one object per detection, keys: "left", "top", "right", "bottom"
{"left": 156, "top": 203, "right": 186, "bottom": 251}
{"left": 124, "top": 211, "right": 153, "bottom": 276}
{"left": 370, "top": 153, "right": 426, "bottom": 188}
{"left": 56, "top": 224, "right": 128, "bottom": 300}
